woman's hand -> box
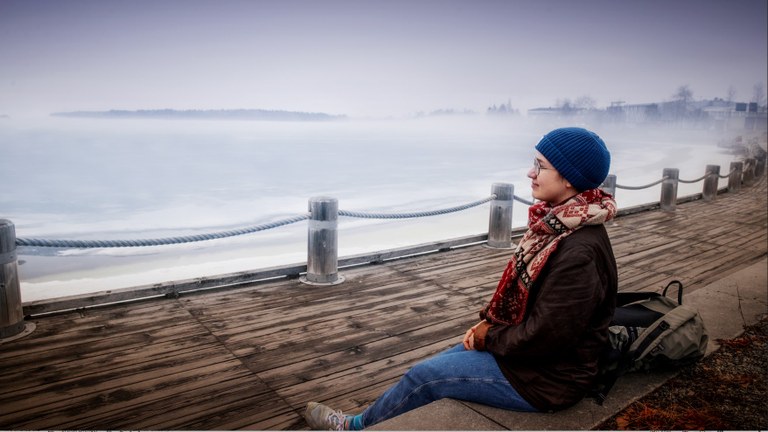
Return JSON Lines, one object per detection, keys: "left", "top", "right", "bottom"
{"left": 463, "top": 322, "right": 483, "bottom": 350}
{"left": 463, "top": 321, "right": 493, "bottom": 351}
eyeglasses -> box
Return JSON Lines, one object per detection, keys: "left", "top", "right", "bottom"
{"left": 533, "top": 158, "right": 551, "bottom": 176}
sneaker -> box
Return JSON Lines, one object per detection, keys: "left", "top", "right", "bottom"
{"left": 304, "top": 401, "right": 348, "bottom": 430}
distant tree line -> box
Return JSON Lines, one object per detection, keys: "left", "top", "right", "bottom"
{"left": 487, "top": 100, "right": 520, "bottom": 115}
{"left": 51, "top": 109, "right": 347, "bottom": 121}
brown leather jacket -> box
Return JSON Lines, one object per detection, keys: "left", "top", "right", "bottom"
{"left": 474, "top": 224, "right": 617, "bottom": 411}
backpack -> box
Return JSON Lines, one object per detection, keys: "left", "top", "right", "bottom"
{"left": 591, "top": 280, "right": 709, "bottom": 404}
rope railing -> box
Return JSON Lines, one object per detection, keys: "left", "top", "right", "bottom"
{"left": 513, "top": 195, "right": 534, "bottom": 206}
{"left": 718, "top": 167, "right": 738, "bottom": 179}
{"left": 16, "top": 214, "right": 310, "bottom": 248}
{"left": 14, "top": 192, "right": 535, "bottom": 249}
{"left": 15, "top": 196, "right": 502, "bottom": 248}
{"left": 614, "top": 164, "right": 749, "bottom": 188}
{"left": 338, "top": 195, "right": 495, "bottom": 219}
{"left": 678, "top": 174, "right": 709, "bottom": 184}
{"left": 615, "top": 177, "right": 667, "bottom": 190}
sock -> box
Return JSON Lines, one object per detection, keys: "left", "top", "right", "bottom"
{"left": 344, "top": 414, "right": 363, "bottom": 431}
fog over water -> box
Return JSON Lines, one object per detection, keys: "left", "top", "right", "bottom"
{"left": 1, "top": 1, "right": 766, "bottom": 119}
{"left": 0, "top": 117, "right": 741, "bottom": 301}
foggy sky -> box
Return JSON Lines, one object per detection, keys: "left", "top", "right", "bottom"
{"left": 1, "top": 0, "right": 766, "bottom": 118}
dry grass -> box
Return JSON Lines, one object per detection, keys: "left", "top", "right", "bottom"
{"left": 597, "top": 316, "right": 768, "bottom": 430}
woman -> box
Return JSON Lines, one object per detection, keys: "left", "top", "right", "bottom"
{"left": 305, "top": 127, "right": 618, "bottom": 430}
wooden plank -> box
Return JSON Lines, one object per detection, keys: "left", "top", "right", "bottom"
{"left": 0, "top": 316, "right": 202, "bottom": 367}
{"left": 71, "top": 373, "right": 284, "bottom": 430}
{"left": 224, "top": 285, "right": 465, "bottom": 368}
{"left": 1, "top": 357, "right": 257, "bottom": 429}
{"left": 278, "top": 336, "right": 460, "bottom": 410}
{"left": 256, "top": 315, "right": 472, "bottom": 390}
{"left": 0, "top": 343, "right": 235, "bottom": 416}
{"left": 0, "top": 329, "right": 218, "bottom": 399}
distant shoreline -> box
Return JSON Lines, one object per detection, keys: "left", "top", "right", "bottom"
{"left": 50, "top": 108, "right": 347, "bottom": 121}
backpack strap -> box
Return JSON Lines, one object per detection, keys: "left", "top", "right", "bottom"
{"left": 626, "top": 283, "right": 685, "bottom": 358}
{"left": 617, "top": 280, "right": 684, "bottom": 307}
{"left": 616, "top": 291, "right": 660, "bottom": 307}
{"left": 593, "top": 380, "right": 615, "bottom": 405}
{"left": 630, "top": 320, "right": 670, "bottom": 360}
{"left": 661, "top": 280, "right": 684, "bottom": 305}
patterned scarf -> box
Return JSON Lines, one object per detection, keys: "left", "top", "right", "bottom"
{"left": 484, "top": 188, "right": 617, "bottom": 325}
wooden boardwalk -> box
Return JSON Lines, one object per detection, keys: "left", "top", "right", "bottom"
{"left": 1, "top": 177, "right": 766, "bottom": 430}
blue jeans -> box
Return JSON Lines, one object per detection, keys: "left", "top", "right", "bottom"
{"left": 359, "top": 344, "right": 537, "bottom": 428}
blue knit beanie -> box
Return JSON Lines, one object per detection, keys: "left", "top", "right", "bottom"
{"left": 534, "top": 127, "right": 611, "bottom": 192}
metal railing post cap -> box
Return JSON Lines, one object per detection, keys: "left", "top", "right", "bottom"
{"left": 308, "top": 196, "right": 339, "bottom": 217}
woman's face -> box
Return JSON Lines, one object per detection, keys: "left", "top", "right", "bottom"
{"left": 527, "top": 151, "right": 577, "bottom": 205}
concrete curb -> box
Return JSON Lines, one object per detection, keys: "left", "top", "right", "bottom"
{"left": 369, "top": 257, "right": 768, "bottom": 430}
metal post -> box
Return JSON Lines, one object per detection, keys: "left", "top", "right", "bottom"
{"left": 743, "top": 158, "right": 756, "bottom": 186}
{"left": 660, "top": 168, "right": 679, "bottom": 212}
{"left": 728, "top": 161, "right": 743, "bottom": 193}
{"left": 1, "top": 219, "right": 34, "bottom": 341}
{"left": 702, "top": 165, "right": 720, "bottom": 202}
{"left": 600, "top": 174, "right": 617, "bottom": 197}
{"left": 487, "top": 183, "right": 514, "bottom": 249}
{"left": 301, "top": 197, "right": 344, "bottom": 285}
{"left": 755, "top": 154, "right": 766, "bottom": 179}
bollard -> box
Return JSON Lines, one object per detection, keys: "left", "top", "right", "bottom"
{"left": 1, "top": 219, "right": 30, "bottom": 341}
{"left": 599, "top": 174, "right": 617, "bottom": 225}
{"left": 301, "top": 197, "right": 344, "bottom": 285}
{"left": 742, "top": 158, "right": 756, "bottom": 186}
{"left": 755, "top": 155, "right": 766, "bottom": 178}
{"left": 600, "top": 174, "right": 617, "bottom": 198}
{"left": 487, "top": 183, "right": 514, "bottom": 248}
{"left": 728, "top": 161, "right": 743, "bottom": 193}
{"left": 660, "top": 168, "right": 679, "bottom": 212}
{"left": 702, "top": 165, "right": 720, "bottom": 202}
